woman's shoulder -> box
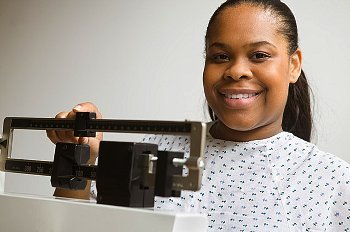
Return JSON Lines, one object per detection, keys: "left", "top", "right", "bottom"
{"left": 289, "top": 133, "right": 350, "bottom": 172}
{"left": 281, "top": 133, "right": 350, "bottom": 230}
{"left": 277, "top": 132, "right": 350, "bottom": 178}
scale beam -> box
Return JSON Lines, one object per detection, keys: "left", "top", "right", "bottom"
{"left": 0, "top": 114, "right": 206, "bottom": 191}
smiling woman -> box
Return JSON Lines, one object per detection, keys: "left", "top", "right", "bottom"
{"left": 204, "top": 3, "right": 304, "bottom": 142}
{"left": 149, "top": 2, "right": 349, "bottom": 231}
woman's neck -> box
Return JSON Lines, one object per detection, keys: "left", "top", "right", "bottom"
{"left": 209, "top": 120, "right": 283, "bottom": 142}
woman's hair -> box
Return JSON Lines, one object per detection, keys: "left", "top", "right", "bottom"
{"left": 205, "top": 0, "right": 312, "bottom": 142}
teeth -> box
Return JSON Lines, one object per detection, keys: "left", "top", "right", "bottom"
{"left": 225, "top": 93, "right": 258, "bottom": 99}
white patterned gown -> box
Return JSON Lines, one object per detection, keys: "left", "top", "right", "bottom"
{"left": 92, "top": 128, "right": 350, "bottom": 232}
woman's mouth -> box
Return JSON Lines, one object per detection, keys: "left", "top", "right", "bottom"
{"left": 220, "top": 90, "right": 262, "bottom": 109}
{"left": 224, "top": 92, "right": 260, "bottom": 99}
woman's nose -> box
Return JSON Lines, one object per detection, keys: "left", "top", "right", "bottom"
{"left": 223, "top": 59, "right": 252, "bottom": 81}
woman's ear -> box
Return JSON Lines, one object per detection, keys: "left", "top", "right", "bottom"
{"left": 289, "top": 48, "right": 302, "bottom": 83}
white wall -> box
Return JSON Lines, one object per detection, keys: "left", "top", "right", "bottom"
{"left": 0, "top": 0, "right": 349, "bottom": 196}
{"left": 285, "top": 1, "right": 350, "bottom": 169}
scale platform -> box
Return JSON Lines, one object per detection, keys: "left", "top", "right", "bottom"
{"left": 0, "top": 192, "right": 207, "bottom": 232}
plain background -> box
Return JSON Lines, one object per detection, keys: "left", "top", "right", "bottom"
{"left": 0, "top": 0, "right": 349, "bottom": 196}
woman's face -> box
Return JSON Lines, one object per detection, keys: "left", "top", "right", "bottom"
{"left": 203, "top": 4, "right": 301, "bottom": 141}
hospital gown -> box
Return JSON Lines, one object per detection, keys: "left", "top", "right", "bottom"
{"left": 92, "top": 130, "right": 350, "bottom": 231}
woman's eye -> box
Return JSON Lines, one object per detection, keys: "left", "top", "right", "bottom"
{"left": 212, "top": 54, "right": 230, "bottom": 62}
{"left": 251, "top": 52, "right": 270, "bottom": 60}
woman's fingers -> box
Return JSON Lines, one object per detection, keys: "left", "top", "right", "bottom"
{"left": 78, "top": 137, "right": 89, "bottom": 144}
{"left": 73, "top": 102, "right": 102, "bottom": 119}
{"left": 46, "top": 129, "right": 60, "bottom": 144}
{"left": 46, "top": 111, "right": 78, "bottom": 144}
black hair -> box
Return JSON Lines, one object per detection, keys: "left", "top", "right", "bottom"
{"left": 205, "top": 0, "right": 312, "bottom": 142}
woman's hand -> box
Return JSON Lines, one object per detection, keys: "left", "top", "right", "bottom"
{"left": 46, "top": 102, "right": 103, "bottom": 164}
